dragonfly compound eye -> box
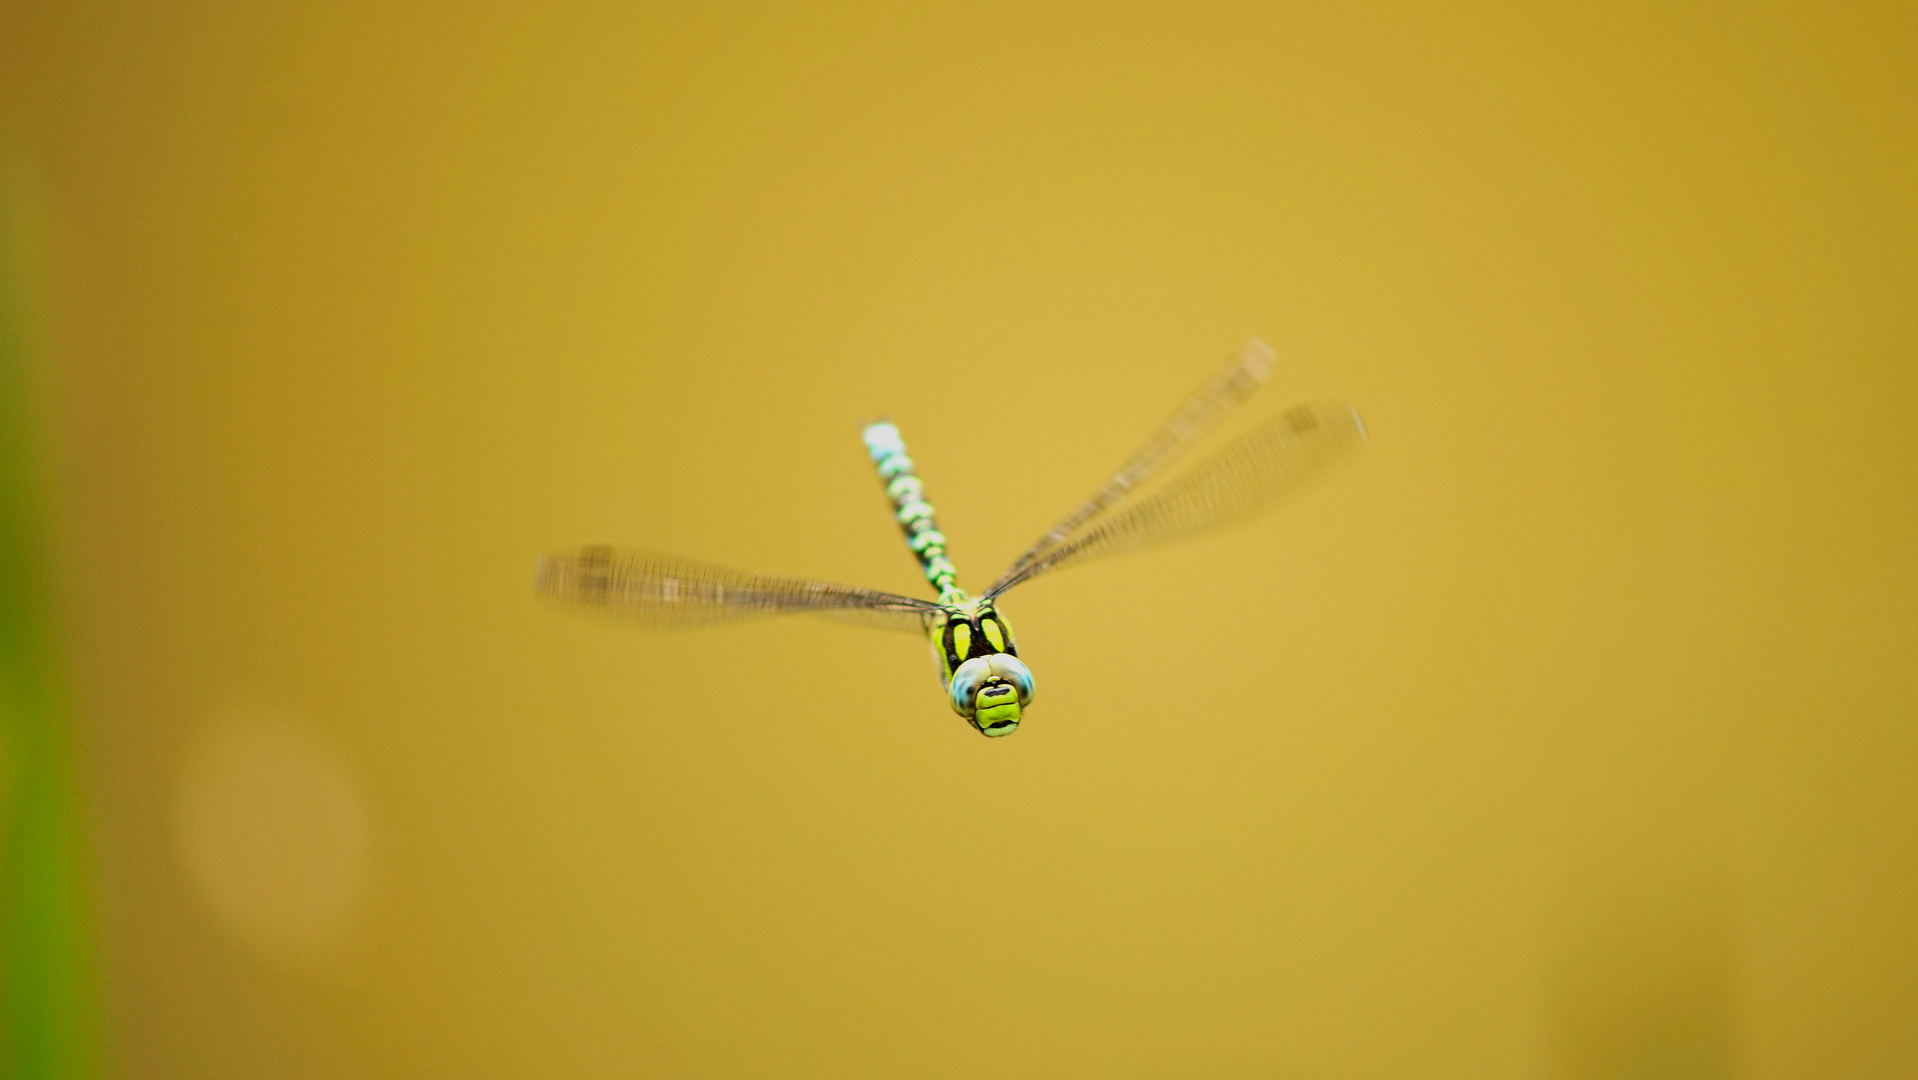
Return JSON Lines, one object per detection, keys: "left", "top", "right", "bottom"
{"left": 947, "top": 654, "right": 1036, "bottom": 720}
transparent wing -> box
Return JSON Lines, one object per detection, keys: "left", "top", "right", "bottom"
{"left": 986, "top": 402, "right": 1367, "bottom": 598}
{"left": 535, "top": 546, "right": 944, "bottom": 633}
{"left": 986, "top": 338, "right": 1276, "bottom": 595}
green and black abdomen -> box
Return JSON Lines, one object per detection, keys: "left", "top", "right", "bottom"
{"left": 862, "top": 421, "right": 963, "bottom": 604}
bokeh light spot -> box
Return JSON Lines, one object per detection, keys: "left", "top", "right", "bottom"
{"left": 175, "top": 715, "right": 368, "bottom": 965}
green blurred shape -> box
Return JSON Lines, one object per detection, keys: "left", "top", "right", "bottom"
{"left": 0, "top": 172, "right": 98, "bottom": 1078}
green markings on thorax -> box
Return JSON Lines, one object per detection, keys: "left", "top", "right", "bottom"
{"left": 861, "top": 421, "right": 965, "bottom": 605}
{"left": 931, "top": 600, "right": 1020, "bottom": 684}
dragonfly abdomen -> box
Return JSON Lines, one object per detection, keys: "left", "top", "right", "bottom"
{"left": 862, "top": 421, "right": 965, "bottom": 605}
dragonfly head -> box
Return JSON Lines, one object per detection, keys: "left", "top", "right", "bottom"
{"left": 948, "top": 653, "right": 1035, "bottom": 737}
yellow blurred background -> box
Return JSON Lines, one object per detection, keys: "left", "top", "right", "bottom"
{"left": 3, "top": 0, "right": 1915, "bottom": 1076}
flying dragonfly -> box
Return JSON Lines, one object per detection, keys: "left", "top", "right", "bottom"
{"left": 536, "top": 339, "right": 1366, "bottom": 737}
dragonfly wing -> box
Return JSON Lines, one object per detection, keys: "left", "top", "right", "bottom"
{"left": 985, "top": 338, "right": 1276, "bottom": 595}
{"left": 536, "top": 546, "right": 943, "bottom": 633}
{"left": 986, "top": 402, "right": 1366, "bottom": 597}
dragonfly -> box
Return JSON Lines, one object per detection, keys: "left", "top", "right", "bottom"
{"left": 536, "top": 339, "right": 1366, "bottom": 737}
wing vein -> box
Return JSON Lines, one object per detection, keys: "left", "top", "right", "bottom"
{"left": 987, "top": 402, "right": 1367, "bottom": 597}
{"left": 986, "top": 338, "right": 1276, "bottom": 595}
{"left": 536, "top": 546, "right": 943, "bottom": 633}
